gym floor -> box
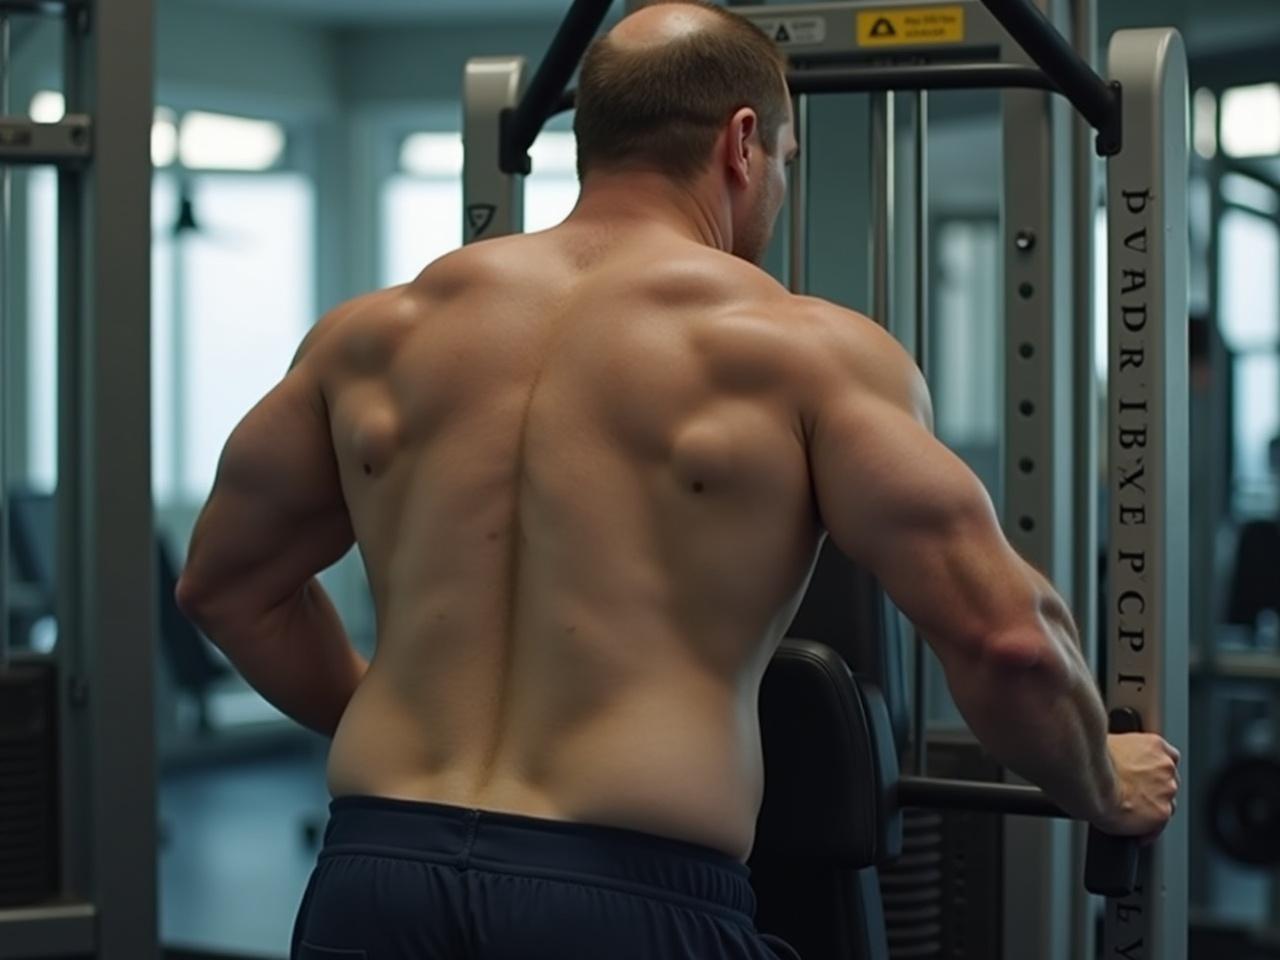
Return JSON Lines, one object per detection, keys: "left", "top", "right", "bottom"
{"left": 156, "top": 739, "right": 1277, "bottom": 960}
{"left": 159, "top": 746, "right": 328, "bottom": 960}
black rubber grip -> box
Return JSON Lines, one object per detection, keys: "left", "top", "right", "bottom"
{"left": 1084, "top": 707, "right": 1143, "bottom": 897}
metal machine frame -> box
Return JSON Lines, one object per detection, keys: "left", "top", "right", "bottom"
{"left": 467, "top": 0, "right": 1190, "bottom": 954}
{"left": 0, "top": 2, "right": 158, "bottom": 958}
{"left": 1103, "top": 28, "right": 1189, "bottom": 960}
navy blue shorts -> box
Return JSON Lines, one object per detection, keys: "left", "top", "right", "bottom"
{"left": 290, "top": 795, "right": 801, "bottom": 960}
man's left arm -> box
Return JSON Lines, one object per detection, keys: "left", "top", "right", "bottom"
{"left": 176, "top": 321, "right": 366, "bottom": 738}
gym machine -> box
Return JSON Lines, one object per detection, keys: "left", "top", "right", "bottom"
{"left": 0, "top": 2, "right": 158, "bottom": 959}
{"left": 461, "top": 0, "right": 1189, "bottom": 957}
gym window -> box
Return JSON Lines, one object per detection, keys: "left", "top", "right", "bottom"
{"left": 1221, "top": 83, "right": 1280, "bottom": 159}
{"left": 23, "top": 103, "right": 307, "bottom": 504}
{"left": 380, "top": 129, "right": 580, "bottom": 287}
{"left": 27, "top": 93, "right": 284, "bottom": 171}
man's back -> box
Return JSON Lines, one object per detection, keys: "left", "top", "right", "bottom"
{"left": 324, "top": 222, "right": 838, "bottom": 860}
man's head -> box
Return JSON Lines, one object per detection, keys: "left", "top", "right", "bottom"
{"left": 573, "top": 1, "right": 796, "bottom": 263}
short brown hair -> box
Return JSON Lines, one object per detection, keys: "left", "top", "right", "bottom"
{"left": 574, "top": 2, "right": 789, "bottom": 181}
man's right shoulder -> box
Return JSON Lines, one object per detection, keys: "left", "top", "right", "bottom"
{"left": 786, "top": 298, "right": 929, "bottom": 427}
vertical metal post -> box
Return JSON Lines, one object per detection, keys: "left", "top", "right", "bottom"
{"left": 1103, "top": 28, "right": 1189, "bottom": 960}
{"left": 788, "top": 94, "right": 808, "bottom": 295}
{"left": 57, "top": 4, "right": 91, "bottom": 902}
{"left": 869, "top": 91, "right": 894, "bottom": 327}
{"left": 0, "top": 11, "right": 10, "bottom": 673}
{"left": 1001, "top": 0, "right": 1075, "bottom": 954}
{"left": 912, "top": 90, "right": 928, "bottom": 776}
{"left": 463, "top": 57, "right": 526, "bottom": 242}
{"left": 1068, "top": 0, "right": 1100, "bottom": 956}
{"left": 53, "top": 1, "right": 160, "bottom": 956}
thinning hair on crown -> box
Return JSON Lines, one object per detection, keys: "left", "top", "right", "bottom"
{"left": 574, "top": 1, "right": 790, "bottom": 180}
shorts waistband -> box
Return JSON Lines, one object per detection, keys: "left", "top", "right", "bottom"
{"left": 322, "top": 795, "right": 756, "bottom": 926}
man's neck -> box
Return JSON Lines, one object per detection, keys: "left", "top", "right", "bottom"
{"left": 567, "top": 169, "right": 730, "bottom": 253}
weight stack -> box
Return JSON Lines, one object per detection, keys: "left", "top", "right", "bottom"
{"left": 880, "top": 739, "right": 1005, "bottom": 959}
{"left": 0, "top": 661, "right": 60, "bottom": 906}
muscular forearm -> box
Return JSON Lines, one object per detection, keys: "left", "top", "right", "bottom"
{"left": 190, "top": 579, "right": 369, "bottom": 738}
{"left": 935, "top": 594, "right": 1117, "bottom": 823}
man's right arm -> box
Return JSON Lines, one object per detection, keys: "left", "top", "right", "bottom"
{"left": 802, "top": 308, "right": 1120, "bottom": 824}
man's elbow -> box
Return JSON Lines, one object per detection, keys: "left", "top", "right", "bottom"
{"left": 978, "top": 627, "right": 1073, "bottom": 688}
{"left": 174, "top": 567, "right": 240, "bottom": 639}
{"left": 174, "top": 570, "right": 213, "bottom": 626}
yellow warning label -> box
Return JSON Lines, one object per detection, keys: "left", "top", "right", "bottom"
{"left": 856, "top": 6, "right": 966, "bottom": 46}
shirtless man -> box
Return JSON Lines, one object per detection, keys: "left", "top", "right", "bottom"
{"left": 176, "top": 3, "right": 1181, "bottom": 958}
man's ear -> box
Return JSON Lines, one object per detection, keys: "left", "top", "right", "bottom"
{"left": 726, "top": 107, "right": 758, "bottom": 188}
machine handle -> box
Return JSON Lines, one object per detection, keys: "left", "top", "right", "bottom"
{"left": 1084, "top": 708, "right": 1143, "bottom": 897}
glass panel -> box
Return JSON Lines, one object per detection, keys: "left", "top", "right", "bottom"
{"left": 29, "top": 90, "right": 65, "bottom": 123}
{"left": 399, "top": 132, "right": 463, "bottom": 177}
{"left": 525, "top": 133, "right": 580, "bottom": 233}
{"left": 180, "top": 173, "right": 314, "bottom": 499}
{"left": 382, "top": 130, "right": 581, "bottom": 285}
{"left": 1221, "top": 83, "right": 1280, "bottom": 159}
{"left": 1220, "top": 207, "right": 1280, "bottom": 352}
{"left": 1234, "top": 353, "right": 1280, "bottom": 503}
{"left": 933, "top": 219, "right": 1000, "bottom": 446}
{"left": 380, "top": 175, "right": 462, "bottom": 287}
{"left": 26, "top": 169, "right": 57, "bottom": 493}
{"left": 1222, "top": 173, "right": 1280, "bottom": 217}
{"left": 13, "top": 171, "right": 58, "bottom": 653}
{"left": 179, "top": 112, "right": 287, "bottom": 172}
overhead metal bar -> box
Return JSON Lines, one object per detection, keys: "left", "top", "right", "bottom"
{"left": 549, "top": 63, "right": 1056, "bottom": 120}
{"left": 499, "top": 0, "right": 612, "bottom": 175}
{"left": 980, "top": 0, "right": 1119, "bottom": 153}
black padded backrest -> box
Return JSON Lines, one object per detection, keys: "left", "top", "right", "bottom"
{"left": 754, "top": 638, "right": 903, "bottom": 866}
{"left": 786, "top": 543, "right": 910, "bottom": 753}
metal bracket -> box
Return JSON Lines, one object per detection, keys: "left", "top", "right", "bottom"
{"left": 0, "top": 115, "right": 92, "bottom": 166}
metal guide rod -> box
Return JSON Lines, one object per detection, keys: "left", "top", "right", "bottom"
{"left": 787, "top": 94, "right": 808, "bottom": 295}
{"left": 1068, "top": 0, "right": 1099, "bottom": 951}
{"left": 0, "top": 10, "right": 9, "bottom": 672}
{"left": 911, "top": 90, "right": 928, "bottom": 777}
{"left": 1102, "top": 26, "right": 1188, "bottom": 960}
{"left": 501, "top": 0, "right": 611, "bottom": 174}
{"left": 979, "top": 0, "right": 1119, "bottom": 153}
{"left": 1069, "top": 0, "right": 1099, "bottom": 751}
{"left": 869, "top": 92, "right": 893, "bottom": 327}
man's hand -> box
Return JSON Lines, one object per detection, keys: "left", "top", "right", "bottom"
{"left": 1094, "top": 733, "right": 1182, "bottom": 842}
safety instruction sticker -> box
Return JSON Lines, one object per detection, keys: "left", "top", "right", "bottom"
{"left": 856, "top": 6, "right": 966, "bottom": 47}
{"left": 754, "top": 16, "right": 827, "bottom": 47}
